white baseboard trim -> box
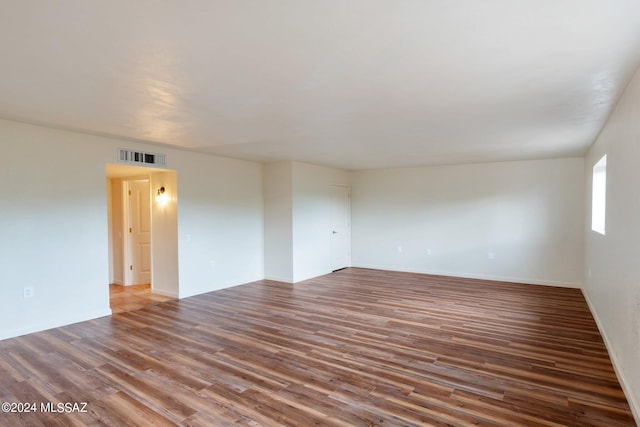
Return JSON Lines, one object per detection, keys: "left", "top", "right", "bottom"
{"left": 151, "top": 288, "right": 179, "bottom": 298}
{"left": 582, "top": 290, "right": 640, "bottom": 426}
{"left": 264, "top": 275, "right": 294, "bottom": 284}
{"left": 0, "top": 307, "right": 112, "bottom": 341}
{"left": 350, "top": 264, "right": 582, "bottom": 288}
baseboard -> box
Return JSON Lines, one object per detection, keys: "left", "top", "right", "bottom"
{"left": 179, "top": 275, "right": 266, "bottom": 299}
{"left": 582, "top": 290, "right": 640, "bottom": 426}
{"left": 152, "top": 288, "right": 178, "bottom": 298}
{"left": 264, "top": 275, "right": 294, "bottom": 284}
{"left": 0, "top": 307, "right": 112, "bottom": 341}
{"left": 350, "top": 264, "right": 582, "bottom": 288}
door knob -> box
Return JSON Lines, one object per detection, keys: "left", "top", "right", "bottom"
{"left": 332, "top": 230, "right": 338, "bottom": 234}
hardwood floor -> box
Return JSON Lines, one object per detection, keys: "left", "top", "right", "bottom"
{"left": 109, "top": 284, "right": 174, "bottom": 314}
{"left": 0, "top": 268, "right": 635, "bottom": 426}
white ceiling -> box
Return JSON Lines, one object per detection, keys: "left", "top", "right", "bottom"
{"left": 1, "top": 1, "right": 640, "bottom": 170}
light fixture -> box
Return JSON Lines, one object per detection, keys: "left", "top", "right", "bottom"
{"left": 156, "top": 186, "right": 168, "bottom": 205}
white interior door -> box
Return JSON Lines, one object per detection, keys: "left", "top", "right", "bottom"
{"left": 125, "top": 180, "right": 151, "bottom": 285}
{"left": 330, "top": 185, "right": 351, "bottom": 271}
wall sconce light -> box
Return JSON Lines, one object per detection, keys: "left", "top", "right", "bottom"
{"left": 156, "top": 186, "right": 168, "bottom": 205}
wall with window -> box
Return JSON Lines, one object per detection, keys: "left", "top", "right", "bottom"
{"left": 584, "top": 66, "right": 640, "bottom": 421}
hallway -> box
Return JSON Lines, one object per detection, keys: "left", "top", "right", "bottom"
{"left": 109, "top": 284, "right": 173, "bottom": 314}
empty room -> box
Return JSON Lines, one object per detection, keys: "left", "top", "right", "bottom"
{"left": 0, "top": 1, "right": 639, "bottom": 426}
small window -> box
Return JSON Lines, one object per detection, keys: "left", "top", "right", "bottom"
{"left": 591, "top": 155, "right": 607, "bottom": 235}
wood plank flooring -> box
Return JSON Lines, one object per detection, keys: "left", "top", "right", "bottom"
{"left": 0, "top": 268, "right": 635, "bottom": 426}
{"left": 109, "top": 284, "right": 174, "bottom": 314}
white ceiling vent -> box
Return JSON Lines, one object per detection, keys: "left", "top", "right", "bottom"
{"left": 118, "top": 148, "right": 166, "bottom": 168}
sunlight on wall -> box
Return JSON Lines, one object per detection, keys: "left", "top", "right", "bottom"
{"left": 591, "top": 154, "right": 607, "bottom": 235}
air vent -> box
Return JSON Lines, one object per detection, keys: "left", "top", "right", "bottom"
{"left": 118, "top": 148, "right": 167, "bottom": 167}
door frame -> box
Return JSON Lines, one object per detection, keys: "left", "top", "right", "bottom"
{"left": 106, "top": 163, "right": 180, "bottom": 299}
{"left": 330, "top": 184, "right": 352, "bottom": 271}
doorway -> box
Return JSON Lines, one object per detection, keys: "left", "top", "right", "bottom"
{"left": 330, "top": 185, "right": 351, "bottom": 271}
{"left": 106, "top": 163, "right": 179, "bottom": 313}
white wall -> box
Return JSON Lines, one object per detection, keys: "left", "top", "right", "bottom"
{"left": 108, "top": 178, "right": 124, "bottom": 285}
{"left": 263, "top": 162, "right": 293, "bottom": 282}
{"left": 162, "top": 145, "right": 263, "bottom": 299}
{"left": 150, "top": 171, "right": 179, "bottom": 297}
{"left": 0, "top": 119, "right": 264, "bottom": 339}
{"left": 0, "top": 121, "right": 112, "bottom": 339}
{"left": 584, "top": 66, "right": 640, "bottom": 423}
{"left": 107, "top": 178, "right": 115, "bottom": 284}
{"left": 352, "top": 158, "right": 585, "bottom": 287}
{"left": 263, "top": 161, "right": 351, "bottom": 283}
{"left": 292, "top": 162, "right": 350, "bottom": 282}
